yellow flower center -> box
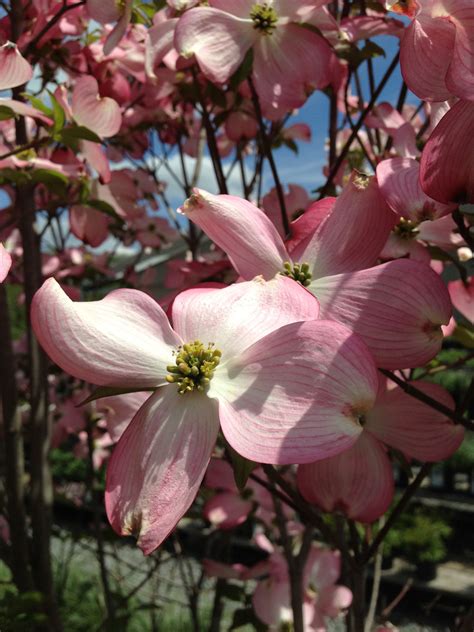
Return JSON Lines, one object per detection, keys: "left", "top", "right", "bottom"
{"left": 281, "top": 261, "right": 312, "bottom": 287}
{"left": 250, "top": 3, "right": 278, "bottom": 33}
{"left": 393, "top": 216, "right": 420, "bottom": 240}
{"left": 166, "top": 340, "right": 222, "bottom": 394}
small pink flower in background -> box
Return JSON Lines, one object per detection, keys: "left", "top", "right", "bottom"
{"left": 298, "top": 379, "right": 464, "bottom": 523}
{"left": 175, "top": 0, "right": 332, "bottom": 118}
{"left": 0, "top": 42, "right": 33, "bottom": 90}
{"left": 252, "top": 534, "right": 352, "bottom": 629}
{"left": 0, "top": 244, "right": 11, "bottom": 283}
{"left": 32, "top": 275, "right": 379, "bottom": 553}
{"left": 376, "top": 157, "right": 461, "bottom": 262}
{"left": 399, "top": 0, "right": 474, "bottom": 102}
{"left": 131, "top": 215, "right": 178, "bottom": 249}
{"left": 179, "top": 183, "right": 451, "bottom": 369}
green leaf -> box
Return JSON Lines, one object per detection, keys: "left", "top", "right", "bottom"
{"left": 77, "top": 386, "right": 155, "bottom": 407}
{"left": 0, "top": 105, "right": 15, "bottom": 121}
{"left": 59, "top": 125, "right": 102, "bottom": 144}
{"left": 87, "top": 198, "right": 121, "bottom": 219}
{"left": 23, "top": 94, "right": 53, "bottom": 118}
{"left": 48, "top": 90, "right": 66, "bottom": 134}
{"left": 227, "top": 443, "right": 259, "bottom": 490}
{"left": 452, "top": 324, "right": 474, "bottom": 349}
{"left": 31, "top": 168, "right": 69, "bottom": 195}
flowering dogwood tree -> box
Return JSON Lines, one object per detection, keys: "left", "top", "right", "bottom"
{"left": 0, "top": 0, "right": 473, "bottom": 630}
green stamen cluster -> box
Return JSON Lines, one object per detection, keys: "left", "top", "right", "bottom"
{"left": 393, "top": 216, "right": 420, "bottom": 240}
{"left": 166, "top": 341, "right": 222, "bottom": 394}
{"left": 281, "top": 261, "right": 312, "bottom": 287}
{"left": 250, "top": 3, "right": 278, "bottom": 33}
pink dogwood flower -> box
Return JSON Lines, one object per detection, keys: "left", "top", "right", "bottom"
{"left": 32, "top": 275, "right": 380, "bottom": 553}
{"left": 71, "top": 76, "right": 122, "bottom": 139}
{"left": 297, "top": 380, "right": 464, "bottom": 523}
{"left": 376, "top": 157, "right": 461, "bottom": 261}
{"left": 179, "top": 181, "right": 452, "bottom": 369}
{"left": 175, "top": 0, "right": 332, "bottom": 118}
{"left": 252, "top": 535, "right": 352, "bottom": 630}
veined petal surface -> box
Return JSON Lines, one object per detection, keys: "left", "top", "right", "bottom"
{"left": 171, "top": 276, "right": 319, "bottom": 362}
{"left": 214, "top": 320, "right": 378, "bottom": 464}
{"left": 106, "top": 387, "right": 220, "bottom": 553}
{"left": 297, "top": 432, "right": 394, "bottom": 523}
{"left": 32, "top": 278, "right": 181, "bottom": 387}
{"left": 365, "top": 382, "right": 465, "bottom": 461}
{"left": 310, "top": 259, "right": 452, "bottom": 368}
{"left": 179, "top": 189, "right": 288, "bottom": 280}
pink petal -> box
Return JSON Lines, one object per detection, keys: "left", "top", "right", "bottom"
{"left": 305, "top": 548, "right": 341, "bottom": 590}
{"left": 105, "top": 387, "right": 220, "bottom": 553}
{"left": 69, "top": 205, "right": 110, "bottom": 248}
{"left": 420, "top": 99, "right": 474, "bottom": 204}
{"left": 317, "top": 585, "right": 353, "bottom": 617}
{"left": 0, "top": 244, "right": 12, "bottom": 283}
{"left": 253, "top": 24, "right": 331, "bottom": 118}
{"left": 445, "top": 2, "right": 474, "bottom": 100}
{"left": 204, "top": 458, "right": 237, "bottom": 491}
{"left": 311, "top": 259, "right": 452, "bottom": 369}
{"left": 209, "top": 0, "right": 254, "bottom": 17}
{"left": 253, "top": 579, "right": 291, "bottom": 627}
{"left": 86, "top": 0, "right": 120, "bottom": 23}
{"left": 0, "top": 98, "right": 53, "bottom": 125}
{"left": 171, "top": 276, "right": 319, "bottom": 361}
{"left": 448, "top": 278, "right": 473, "bottom": 320}
{"left": 80, "top": 140, "right": 111, "bottom": 184}
{"left": 377, "top": 157, "right": 455, "bottom": 221}
{"left": 292, "top": 175, "right": 396, "bottom": 278}
{"left": 297, "top": 432, "right": 394, "bottom": 523}
{"left": 365, "top": 382, "right": 465, "bottom": 461}
{"left": 103, "top": 0, "right": 133, "bottom": 55}
{"left": 286, "top": 197, "right": 336, "bottom": 254}
{"left": 0, "top": 42, "right": 33, "bottom": 90}
{"left": 175, "top": 8, "right": 255, "bottom": 84}
{"left": 215, "top": 320, "right": 378, "bottom": 465}
{"left": 203, "top": 491, "right": 253, "bottom": 529}
{"left": 99, "top": 392, "right": 151, "bottom": 442}
{"left": 146, "top": 18, "right": 178, "bottom": 78}
{"left": 31, "top": 278, "right": 181, "bottom": 387}
{"left": 179, "top": 189, "right": 288, "bottom": 280}
{"left": 71, "top": 76, "right": 122, "bottom": 138}
{"left": 400, "top": 18, "right": 455, "bottom": 101}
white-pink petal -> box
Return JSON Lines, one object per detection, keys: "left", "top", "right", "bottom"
{"left": 71, "top": 76, "right": 122, "bottom": 138}
{"left": 175, "top": 7, "right": 255, "bottom": 84}
{"left": 0, "top": 42, "right": 33, "bottom": 90}
{"left": 311, "top": 259, "right": 452, "bottom": 369}
{"left": 179, "top": 189, "right": 288, "bottom": 280}
{"left": 365, "top": 382, "right": 465, "bottom": 461}
{"left": 215, "top": 320, "right": 378, "bottom": 465}
{"left": 297, "top": 432, "right": 394, "bottom": 523}
{"left": 31, "top": 279, "right": 181, "bottom": 388}
{"left": 171, "top": 276, "right": 319, "bottom": 363}
{"left": 105, "top": 387, "right": 220, "bottom": 554}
